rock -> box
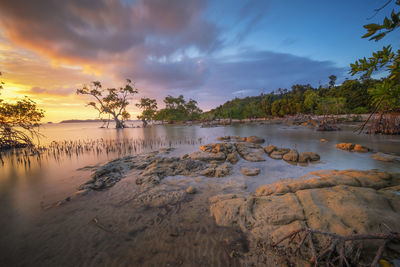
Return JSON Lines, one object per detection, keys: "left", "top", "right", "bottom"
{"left": 263, "top": 145, "right": 277, "bottom": 154}
{"left": 186, "top": 186, "right": 197, "bottom": 194}
{"left": 215, "top": 164, "right": 232, "bottom": 178}
{"left": 217, "top": 136, "right": 231, "bottom": 141}
{"left": 200, "top": 163, "right": 232, "bottom": 178}
{"left": 335, "top": 143, "right": 370, "bottom": 152}
{"left": 226, "top": 152, "right": 240, "bottom": 164}
{"left": 189, "top": 151, "right": 226, "bottom": 162}
{"left": 298, "top": 152, "right": 320, "bottom": 163}
{"left": 320, "top": 138, "right": 327, "bottom": 143}
{"left": 246, "top": 136, "right": 265, "bottom": 144}
{"left": 235, "top": 142, "right": 266, "bottom": 162}
{"left": 353, "top": 144, "right": 370, "bottom": 153}
{"left": 241, "top": 167, "right": 260, "bottom": 176}
{"left": 282, "top": 149, "right": 299, "bottom": 162}
{"left": 210, "top": 169, "right": 400, "bottom": 247}
{"left": 269, "top": 148, "right": 290, "bottom": 160}
{"left": 335, "top": 143, "right": 354, "bottom": 151}
{"left": 370, "top": 152, "right": 400, "bottom": 162}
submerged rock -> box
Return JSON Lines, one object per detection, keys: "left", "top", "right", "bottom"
{"left": 370, "top": 152, "right": 400, "bottom": 162}
{"left": 241, "top": 167, "right": 260, "bottom": 176}
{"left": 210, "top": 169, "right": 400, "bottom": 249}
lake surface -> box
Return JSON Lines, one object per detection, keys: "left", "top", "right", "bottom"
{"left": 1, "top": 122, "right": 400, "bottom": 266}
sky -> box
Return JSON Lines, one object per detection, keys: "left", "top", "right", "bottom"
{"left": 0, "top": 0, "right": 398, "bottom": 122}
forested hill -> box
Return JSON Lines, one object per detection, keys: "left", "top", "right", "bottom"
{"left": 202, "top": 77, "right": 377, "bottom": 120}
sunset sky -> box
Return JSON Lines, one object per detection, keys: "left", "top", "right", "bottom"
{"left": 0, "top": 0, "right": 398, "bottom": 122}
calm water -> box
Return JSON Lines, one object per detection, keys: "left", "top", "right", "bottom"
{"left": 1, "top": 122, "right": 400, "bottom": 217}
{"left": 1, "top": 122, "right": 400, "bottom": 266}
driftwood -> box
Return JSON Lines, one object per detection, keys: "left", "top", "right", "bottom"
{"left": 273, "top": 227, "right": 400, "bottom": 267}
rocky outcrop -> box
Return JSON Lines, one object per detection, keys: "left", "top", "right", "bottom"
{"left": 234, "top": 142, "right": 266, "bottom": 162}
{"left": 136, "top": 157, "right": 207, "bottom": 185}
{"left": 370, "top": 152, "right": 400, "bottom": 163}
{"left": 210, "top": 169, "right": 400, "bottom": 248}
{"left": 335, "top": 143, "right": 371, "bottom": 152}
{"left": 241, "top": 167, "right": 260, "bottom": 176}
{"left": 198, "top": 143, "right": 239, "bottom": 164}
{"left": 79, "top": 156, "right": 137, "bottom": 190}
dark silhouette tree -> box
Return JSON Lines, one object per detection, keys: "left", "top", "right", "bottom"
{"left": 77, "top": 79, "right": 138, "bottom": 128}
{"left": 136, "top": 97, "right": 157, "bottom": 127}
{"left": 0, "top": 72, "right": 45, "bottom": 150}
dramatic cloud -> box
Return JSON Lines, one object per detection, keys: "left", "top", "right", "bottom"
{"left": 0, "top": 0, "right": 348, "bottom": 120}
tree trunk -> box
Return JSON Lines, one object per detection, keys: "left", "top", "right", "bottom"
{"left": 114, "top": 116, "right": 124, "bottom": 128}
{"left": 142, "top": 119, "right": 148, "bottom": 127}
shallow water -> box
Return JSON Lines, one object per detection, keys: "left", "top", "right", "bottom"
{"left": 1, "top": 122, "right": 400, "bottom": 266}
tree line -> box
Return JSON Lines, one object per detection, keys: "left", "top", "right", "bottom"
{"left": 203, "top": 76, "right": 376, "bottom": 121}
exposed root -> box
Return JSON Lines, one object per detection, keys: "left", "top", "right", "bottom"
{"left": 273, "top": 227, "right": 400, "bottom": 266}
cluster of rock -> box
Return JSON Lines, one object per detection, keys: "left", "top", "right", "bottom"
{"left": 210, "top": 169, "right": 400, "bottom": 253}
{"left": 264, "top": 145, "right": 320, "bottom": 163}
{"left": 335, "top": 143, "right": 370, "bottom": 152}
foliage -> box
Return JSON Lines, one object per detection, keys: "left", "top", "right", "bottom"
{"left": 77, "top": 80, "right": 138, "bottom": 128}
{"left": 155, "top": 95, "right": 202, "bottom": 123}
{"left": 0, "top": 72, "right": 45, "bottom": 150}
{"left": 350, "top": 0, "right": 400, "bottom": 134}
{"left": 136, "top": 97, "right": 157, "bottom": 126}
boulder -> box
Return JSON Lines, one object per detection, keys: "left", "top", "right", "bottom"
{"left": 234, "top": 142, "right": 266, "bottom": 162}
{"left": 241, "top": 167, "right": 260, "bottom": 176}
{"left": 282, "top": 149, "right": 299, "bottom": 162}
{"left": 246, "top": 136, "right": 265, "bottom": 144}
{"left": 263, "top": 145, "right": 277, "bottom": 154}
{"left": 298, "top": 152, "right": 320, "bottom": 163}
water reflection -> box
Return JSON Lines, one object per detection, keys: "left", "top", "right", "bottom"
{"left": 0, "top": 122, "right": 400, "bottom": 232}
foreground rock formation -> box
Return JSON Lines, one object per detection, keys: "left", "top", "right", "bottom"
{"left": 210, "top": 169, "right": 400, "bottom": 263}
